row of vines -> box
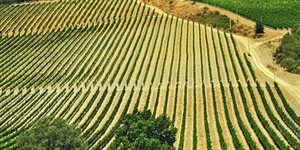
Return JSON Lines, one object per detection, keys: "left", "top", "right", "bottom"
{"left": 0, "top": 0, "right": 299, "bottom": 149}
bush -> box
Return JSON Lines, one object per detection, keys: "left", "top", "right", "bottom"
{"left": 255, "top": 21, "right": 264, "bottom": 34}
{"left": 281, "top": 58, "right": 297, "bottom": 71}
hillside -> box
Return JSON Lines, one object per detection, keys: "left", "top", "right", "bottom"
{"left": 0, "top": 0, "right": 299, "bottom": 149}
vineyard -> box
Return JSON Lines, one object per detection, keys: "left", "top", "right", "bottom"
{"left": 0, "top": 0, "right": 300, "bottom": 149}
{"left": 197, "top": 0, "right": 300, "bottom": 29}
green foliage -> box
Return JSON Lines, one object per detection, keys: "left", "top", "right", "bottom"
{"left": 195, "top": 10, "right": 234, "bottom": 30}
{"left": 274, "top": 82, "right": 300, "bottom": 126}
{"left": 0, "top": 0, "right": 35, "bottom": 5}
{"left": 197, "top": 0, "right": 300, "bottom": 28}
{"left": 16, "top": 116, "right": 85, "bottom": 150}
{"left": 108, "top": 109, "right": 177, "bottom": 150}
{"left": 274, "top": 24, "right": 300, "bottom": 74}
{"left": 255, "top": 21, "right": 264, "bottom": 34}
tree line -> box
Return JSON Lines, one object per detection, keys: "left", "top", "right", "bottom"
{"left": 0, "top": 0, "right": 37, "bottom": 5}
{"left": 274, "top": 24, "right": 300, "bottom": 74}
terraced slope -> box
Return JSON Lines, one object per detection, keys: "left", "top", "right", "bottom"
{"left": 0, "top": 0, "right": 299, "bottom": 149}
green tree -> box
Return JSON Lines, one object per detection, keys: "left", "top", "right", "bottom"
{"left": 255, "top": 21, "right": 264, "bottom": 34}
{"left": 109, "top": 109, "right": 177, "bottom": 150}
{"left": 16, "top": 116, "right": 85, "bottom": 150}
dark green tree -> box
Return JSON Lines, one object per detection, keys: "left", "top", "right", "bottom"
{"left": 255, "top": 21, "right": 265, "bottom": 34}
{"left": 16, "top": 116, "right": 85, "bottom": 150}
{"left": 109, "top": 109, "right": 177, "bottom": 150}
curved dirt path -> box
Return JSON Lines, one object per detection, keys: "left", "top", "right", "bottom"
{"left": 236, "top": 35, "right": 300, "bottom": 102}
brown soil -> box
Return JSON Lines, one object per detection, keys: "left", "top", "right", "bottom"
{"left": 141, "top": 0, "right": 289, "bottom": 42}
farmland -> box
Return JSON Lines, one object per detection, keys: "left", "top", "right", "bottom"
{"left": 197, "top": 0, "right": 300, "bottom": 29}
{"left": 0, "top": 0, "right": 300, "bottom": 149}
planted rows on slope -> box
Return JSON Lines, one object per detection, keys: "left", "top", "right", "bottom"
{"left": 1, "top": 0, "right": 300, "bottom": 149}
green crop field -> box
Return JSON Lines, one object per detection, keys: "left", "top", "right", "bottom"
{"left": 0, "top": 0, "right": 300, "bottom": 149}
{"left": 197, "top": 0, "right": 300, "bottom": 29}
{"left": 0, "top": 0, "right": 29, "bottom": 5}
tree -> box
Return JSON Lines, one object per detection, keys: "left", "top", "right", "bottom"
{"left": 108, "top": 109, "right": 177, "bottom": 150}
{"left": 16, "top": 116, "right": 85, "bottom": 150}
{"left": 255, "top": 21, "right": 264, "bottom": 34}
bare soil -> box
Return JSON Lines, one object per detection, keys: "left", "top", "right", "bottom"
{"left": 141, "top": 0, "right": 289, "bottom": 41}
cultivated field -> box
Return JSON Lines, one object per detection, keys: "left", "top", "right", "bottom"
{"left": 198, "top": 0, "right": 300, "bottom": 29}
{"left": 0, "top": 0, "right": 299, "bottom": 149}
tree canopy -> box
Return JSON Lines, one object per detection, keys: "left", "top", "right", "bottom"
{"left": 255, "top": 21, "right": 265, "bottom": 34}
{"left": 108, "top": 109, "right": 177, "bottom": 150}
{"left": 274, "top": 24, "right": 300, "bottom": 74}
{"left": 16, "top": 116, "right": 85, "bottom": 150}
{"left": 0, "top": 0, "right": 35, "bottom": 5}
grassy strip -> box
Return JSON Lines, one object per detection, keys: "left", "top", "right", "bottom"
{"left": 60, "top": 88, "right": 83, "bottom": 118}
{"left": 178, "top": 84, "right": 187, "bottom": 150}
{"left": 80, "top": 87, "right": 108, "bottom": 131}
{"left": 89, "top": 87, "right": 133, "bottom": 150}
{"left": 220, "top": 82, "right": 243, "bottom": 149}
{"left": 143, "top": 13, "right": 163, "bottom": 84}
{"left": 172, "top": 84, "right": 179, "bottom": 125}
{"left": 0, "top": 90, "right": 41, "bottom": 134}
{"left": 228, "top": 81, "right": 258, "bottom": 149}
{"left": 247, "top": 81, "right": 287, "bottom": 149}
{"left": 168, "top": 16, "right": 178, "bottom": 83}
{"left": 243, "top": 53, "right": 257, "bottom": 80}
{"left": 134, "top": 10, "right": 156, "bottom": 84}
{"left": 66, "top": 88, "right": 91, "bottom": 122}
{"left": 0, "top": 30, "right": 65, "bottom": 89}
{"left": 0, "top": 89, "right": 61, "bottom": 149}
{"left": 265, "top": 82, "right": 300, "bottom": 138}
{"left": 204, "top": 26, "right": 213, "bottom": 80}
{"left": 150, "top": 14, "right": 168, "bottom": 84}
{"left": 48, "top": 88, "right": 74, "bottom": 117}
{"left": 211, "top": 83, "right": 227, "bottom": 149}
{"left": 85, "top": 87, "right": 119, "bottom": 146}
{"left": 163, "top": 83, "right": 170, "bottom": 115}
{"left": 116, "top": 5, "right": 148, "bottom": 84}
{"left": 81, "top": 87, "right": 117, "bottom": 141}
{"left": 257, "top": 82, "right": 300, "bottom": 149}
{"left": 133, "top": 86, "right": 144, "bottom": 111}
{"left": 202, "top": 83, "right": 212, "bottom": 150}
{"left": 274, "top": 82, "right": 300, "bottom": 126}
{"left": 223, "top": 32, "right": 239, "bottom": 80}
{"left": 0, "top": 90, "right": 30, "bottom": 119}
{"left": 217, "top": 31, "right": 230, "bottom": 82}
{"left": 192, "top": 22, "right": 198, "bottom": 150}
{"left": 160, "top": 15, "right": 172, "bottom": 83}
{"left": 143, "top": 85, "right": 152, "bottom": 111}
{"left": 152, "top": 85, "right": 161, "bottom": 117}
{"left": 230, "top": 34, "right": 249, "bottom": 81}
{"left": 237, "top": 82, "right": 274, "bottom": 149}
{"left": 125, "top": 8, "right": 150, "bottom": 84}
